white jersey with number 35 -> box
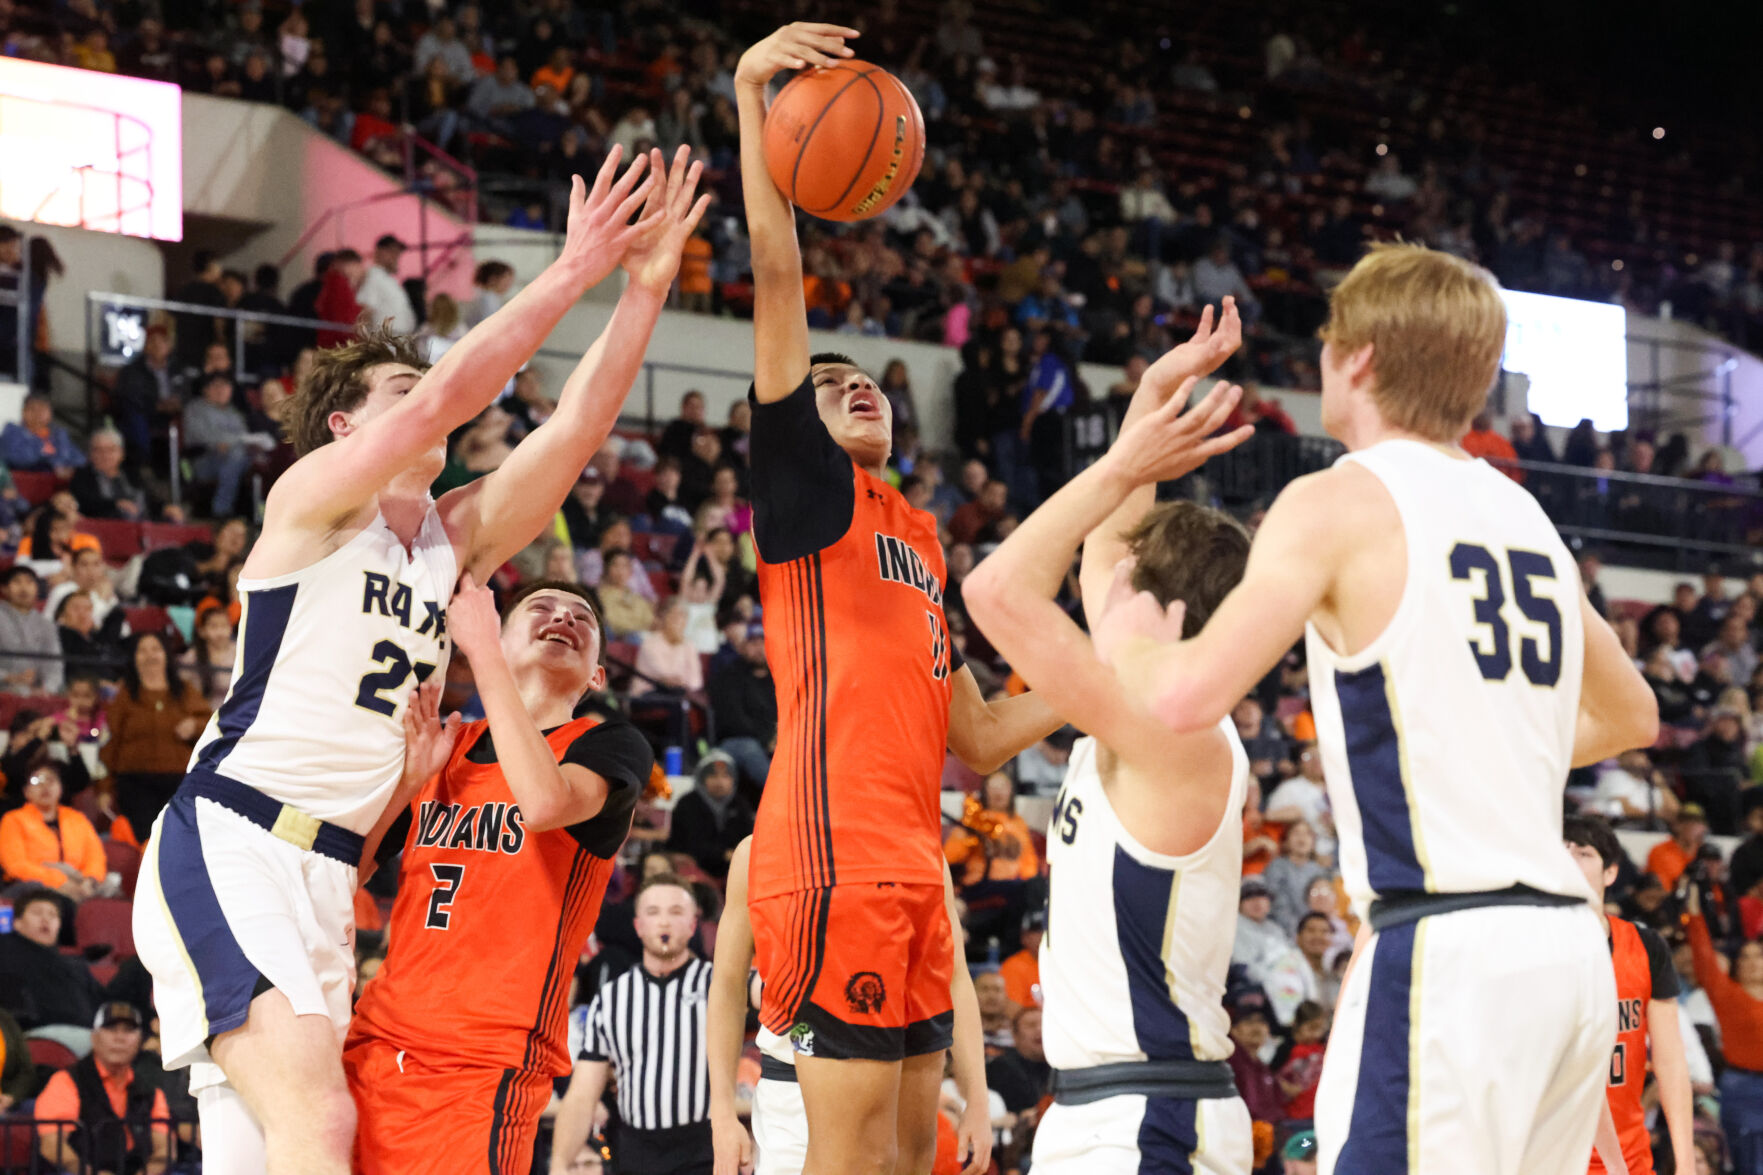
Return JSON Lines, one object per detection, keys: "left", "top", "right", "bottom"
{"left": 187, "top": 504, "right": 456, "bottom": 834}
{"left": 1305, "top": 439, "right": 1592, "bottom": 917}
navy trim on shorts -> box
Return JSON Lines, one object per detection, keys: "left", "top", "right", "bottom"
{"left": 1337, "top": 920, "right": 1418, "bottom": 1173}
{"left": 1136, "top": 1094, "right": 1198, "bottom": 1174}
{"left": 156, "top": 791, "right": 265, "bottom": 1041}
{"left": 904, "top": 1009, "right": 954, "bottom": 1059}
{"left": 182, "top": 771, "right": 366, "bottom": 865}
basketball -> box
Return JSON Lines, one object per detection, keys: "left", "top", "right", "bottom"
{"left": 762, "top": 61, "right": 925, "bottom": 222}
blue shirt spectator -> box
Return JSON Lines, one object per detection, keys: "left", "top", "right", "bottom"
{"left": 0, "top": 396, "right": 85, "bottom": 474}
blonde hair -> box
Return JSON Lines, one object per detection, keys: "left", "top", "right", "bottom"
{"left": 1319, "top": 242, "right": 1507, "bottom": 441}
{"left": 427, "top": 292, "right": 461, "bottom": 338}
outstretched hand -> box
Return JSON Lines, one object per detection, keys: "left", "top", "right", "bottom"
{"left": 623, "top": 146, "right": 714, "bottom": 296}
{"left": 735, "top": 22, "right": 858, "bottom": 89}
{"left": 558, "top": 146, "right": 660, "bottom": 291}
{"left": 1141, "top": 296, "right": 1243, "bottom": 400}
{"left": 1103, "top": 375, "right": 1254, "bottom": 489}
{"left": 447, "top": 573, "right": 502, "bottom": 663}
{"left": 399, "top": 678, "right": 462, "bottom": 791}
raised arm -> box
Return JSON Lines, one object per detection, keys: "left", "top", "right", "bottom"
{"left": 1573, "top": 592, "right": 1660, "bottom": 766}
{"left": 735, "top": 23, "right": 857, "bottom": 401}
{"left": 1098, "top": 465, "right": 1354, "bottom": 734}
{"left": 709, "top": 837, "right": 757, "bottom": 1175}
{"left": 444, "top": 148, "right": 711, "bottom": 580}
{"left": 267, "top": 152, "right": 656, "bottom": 530}
{"left": 1077, "top": 300, "right": 1241, "bottom": 626}
{"left": 966, "top": 377, "right": 1250, "bottom": 758}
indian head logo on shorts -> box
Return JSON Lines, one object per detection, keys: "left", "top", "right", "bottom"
{"left": 845, "top": 971, "right": 888, "bottom": 1015}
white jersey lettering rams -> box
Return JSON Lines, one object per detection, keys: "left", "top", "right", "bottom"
{"left": 188, "top": 505, "right": 456, "bottom": 834}
{"left": 1040, "top": 723, "right": 1249, "bottom": 1069}
{"left": 1305, "top": 440, "right": 1593, "bottom": 917}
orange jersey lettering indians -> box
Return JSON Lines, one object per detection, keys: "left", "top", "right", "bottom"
{"left": 745, "top": 374, "right": 956, "bottom": 902}
{"left": 348, "top": 716, "right": 650, "bottom": 1076}
{"left": 1589, "top": 916, "right": 1679, "bottom": 1175}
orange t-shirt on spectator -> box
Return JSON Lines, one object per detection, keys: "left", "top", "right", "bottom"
{"left": 944, "top": 814, "right": 1039, "bottom": 885}
{"left": 802, "top": 274, "right": 851, "bottom": 318}
{"left": 1000, "top": 947, "right": 1040, "bottom": 1008}
{"left": 16, "top": 532, "right": 100, "bottom": 560}
{"left": 1646, "top": 839, "right": 1694, "bottom": 889}
{"left": 36, "top": 1060, "right": 170, "bottom": 1146}
{"left": 532, "top": 64, "right": 574, "bottom": 94}
{"left": 679, "top": 237, "right": 713, "bottom": 296}
{"left": 0, "top": 803, "right": 106, "bottom": 887}
{"left": 1462, "top": 427, "right": 1522, "bottom": 482}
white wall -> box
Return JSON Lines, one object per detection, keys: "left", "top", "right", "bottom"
{"left": 10, "top": 219, "right": 165, "bottom": 372}
{"left": 181, "top": 93, "right": 477, "bottom": 300}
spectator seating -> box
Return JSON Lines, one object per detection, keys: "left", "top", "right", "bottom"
{"left": 122, "top": 605, "right": 172, "bottom": 637}
{"left": 74, "top": 898, "right": 135, "bottom": 961}
{"left": 139, "top": 522, "right": 212, "bottom": 552}
{"left": 101, "top": 840, "right": 142, "bottom": 900}
{"left": 79, "top": 519, "right": 144, "bottom": 565}
{"left": 25, "top": 1038, "right": 76, "bottom": 1072}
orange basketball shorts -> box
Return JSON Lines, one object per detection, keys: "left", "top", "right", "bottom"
{"left": 750, "top": 881, "right": 954, "bottom": 1062}
{"left": 343, "top": 1036, "right": 555, "bottom": 1175}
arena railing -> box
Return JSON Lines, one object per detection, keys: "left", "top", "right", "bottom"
{"left": 19, "top": 1114, "right": 198, "bottom": 1174}
{"left": 1079, "top": 425, "right": 1763, "bottom": 574}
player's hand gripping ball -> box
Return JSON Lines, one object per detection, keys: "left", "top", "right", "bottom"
{"left": 763, "top": 59, "right": 926, "bottom": 221}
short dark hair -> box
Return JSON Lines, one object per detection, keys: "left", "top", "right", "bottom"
{"left": 1291, "top": 999, "right": 1327, "bottom": 1027}
{"left": 254, "top": 263, "right": 280, "bottom": 291}
{"left": 1122, "top": 503, "right": 1251, "bottom": 639}
{"left": 14, "top": 888, "right": 60, "bottom": 921}
{"left": 810, "top": 351, "right": 859, "bottom": 370}
{"left": 193, "top": 250, "right": 218, "bottom": 273}
{"left": 500, "top": 579, "right": 605, "bottom": 668}
{"left": 473, "top": 260, "right": 514, "bottom": 286}
{"left": 1563, "top": 813, "right": 1622, "bottom": 871}
{"left": 635, "top": 872, "right": 698, "bottom": 909}
{"left": 285, "top": 322, "right": 427, "bottom": 455}
{"left": 0, "top": 226, "right": 19, "bottom": 245}
{"left": 603, "top": 547, "right": 633, "bottom": 568}
{"left": 1, "top": 565, "right": 38, "bottom": 590}
{"left": 333, "top": 248, "right": 363, "bottom": 265}
{"left": 1297, "top": 911, "right": 1334, "bottom": 935}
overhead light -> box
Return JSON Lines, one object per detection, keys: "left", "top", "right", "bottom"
{"left": 1612, "top": 260, "right": 1624, "bottom": 271}
{"left": 1375, "top": 143, "right": 1388, "bottom": 156}
{"left": 1652, "top": 127, "right": 1666, "bottom": 140}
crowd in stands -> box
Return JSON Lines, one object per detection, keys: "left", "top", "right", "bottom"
{"left": 9, "top": 0, "right": 1763, "bottom": 385}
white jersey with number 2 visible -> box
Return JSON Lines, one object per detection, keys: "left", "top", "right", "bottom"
{"left": 1305, "top": 439, "right": 1593, "bottom": 917}
{"left": 187, "top": 504, "right": 456, "bottom": 835}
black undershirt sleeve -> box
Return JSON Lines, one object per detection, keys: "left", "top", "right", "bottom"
{"left": 747, "top": 374, "right": 856, "bottom": 563}
{"left": 373, "top": 807, "right": 414, "bottom": 868}
{"left": 1638, "top": 924, "right": 1680, "bottom": 1000}
{"left": 562, "top": 719, "right": 654, "bottom": 858}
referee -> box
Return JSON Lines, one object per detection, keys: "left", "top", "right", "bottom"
{"left": 551, "top": 873, "right": 713, "bottom": 1175}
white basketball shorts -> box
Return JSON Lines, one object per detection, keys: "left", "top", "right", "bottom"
{"left": 133, "top": 790, "right": 358, "bottom": 1094}
{"left": 1316, "top": 902, "right": 1614, "bottom": 1175}
{"left": 1033, "top": 1092, "right": 1253, "bottom": 1174}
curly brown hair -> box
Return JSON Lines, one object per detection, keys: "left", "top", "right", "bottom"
{"left": 284, "top": 323, "right": 428, "bottom": 456}
{"left": 1122, "top": 502, "right": 1251, "bottom": 640}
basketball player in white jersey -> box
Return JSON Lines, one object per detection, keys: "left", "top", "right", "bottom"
{"left": 1091, "top": 243, "right": 1660, "bottom": 1174}
{"left": 707, "top": 838, "right": 992, "bottom": 1175}
{"left": 963, "top": 301, "right": 1259, "bottom": 1174}
{"left": 132, "top": 147, "right": 710, "bottom": 1173}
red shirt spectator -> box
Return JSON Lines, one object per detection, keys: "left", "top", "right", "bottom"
{"left": 1461, "top": 414, "right": 1522, "bottom": 482}
{"left": 314, "top": 253, "right": 365, "bottom": 347}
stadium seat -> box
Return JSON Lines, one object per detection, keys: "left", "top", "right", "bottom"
{"left": 123, "top": 605, "right": 171, "bottom": 636}
{"left": 0, "top": 1118, "right": 38, "bottom": 1169}
{"left": 79, "top": 518, "right": 143, "bottom": 564}
{"left": 102, "top": 838, "right": 142, "bottom": 898}
{"left": 11, "top": 472, "right": 58, "bottom": 507}
{"left": 647, "top": 567, "right": 674, "bottom": 598}
{"left": 630, "top": 532, "right": 678, "bottom": 567}
{"left": 26, "top": 1037, "right": 77, "bottom": 1071}
{"left": 140, "top": 521, "right": 212, "bottom": 552}
{"left": 74, "top": 897, "right": 135, "bottom": 960}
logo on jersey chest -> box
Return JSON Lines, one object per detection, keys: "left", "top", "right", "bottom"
{"left": 414, "top": 799, "right": 526, "bottom": 855}
{"left": 873, "top": 533, "right": 943, "bottom": 606}
{"left": 1616, "top": 997, "right": 1643, "bottom": 1033}
{"left": 362, "top": 572, "right": 446, "bottom": 637}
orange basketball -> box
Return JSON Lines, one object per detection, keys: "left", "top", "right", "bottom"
{"left": 762, "top": 61, "right": 926, "bottom": 222}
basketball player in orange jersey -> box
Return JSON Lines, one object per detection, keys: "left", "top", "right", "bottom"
{"left": 1564, "top": 815, "right": 1695, "bottom": 1175}
{"left": 344, "top": 577, "right": 654, "bottom": 1175}
{"left": 736, "top": 23, "right": 1064, "bottom": 1175}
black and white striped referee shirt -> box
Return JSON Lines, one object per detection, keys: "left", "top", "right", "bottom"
{"left": 578, "top": 957, "right": 712, "bottom": 1130}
